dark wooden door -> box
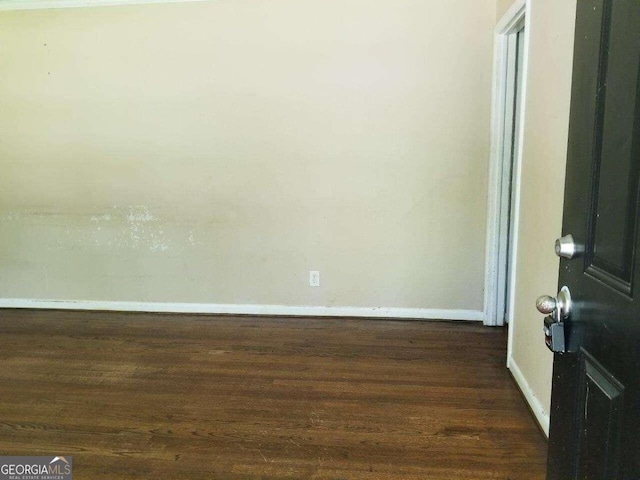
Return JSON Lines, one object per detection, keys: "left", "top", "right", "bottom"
{"left": 546, "top": 1, "right": 640, "bottom": 479}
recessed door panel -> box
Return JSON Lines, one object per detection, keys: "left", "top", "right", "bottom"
{"left": 575, "top": 351, "right": 624, "bottom": 480}
{"left": 586, "top": 0, "right": 640, "bottom": 295}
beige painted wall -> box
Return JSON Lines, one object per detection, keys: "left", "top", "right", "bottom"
{"left": 496, "top": 0, "right": 515, "bottom": 21}
{"left": 0, "top": 0, "right": 495, "bottom": 309}
{"left": 509, "top": 0, "right": 577, "bottom": 431}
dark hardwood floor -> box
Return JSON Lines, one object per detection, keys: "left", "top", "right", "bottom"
{"left": 0, "top": 310, "right": 546, "bottom": 479}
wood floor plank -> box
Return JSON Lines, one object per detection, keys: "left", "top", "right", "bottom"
{"left": 0, "top": 310, "right": 546, "bottom": 479}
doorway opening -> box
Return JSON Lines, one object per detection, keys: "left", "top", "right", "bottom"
{"left": 497, "top": 21, "right": 525, "bottom": 325}
{"left": 484, "top": 0, "right": 527, "bottom": 328}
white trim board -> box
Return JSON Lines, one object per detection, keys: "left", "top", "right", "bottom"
{"left": 0, "top": 0, "right": 210, "bottom": 10}
{"left": 483, "top": 0, "right": 528, "bottom": 327}
{"left": 508, "top": 355, "right": 550, "bottom": 437}
{"left": 0, "top": 299, "right": 484, "bottom": 321}
{"left": 495, "top": 0, "right": 527, "bottom": 35}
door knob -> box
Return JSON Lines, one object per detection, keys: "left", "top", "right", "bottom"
{"left": 555, "top": 234, "right": 578, "bottom": 259}
{"left": 536, "top": 286, "right": 572, "bottom": 320}
{"left": 537, "top": 286, "right": 572, "bottom": 354}
{"left": 536, "top": 295, "right": 558, "bottom": 315}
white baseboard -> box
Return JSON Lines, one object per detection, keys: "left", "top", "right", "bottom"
{"left": 0, "top": 298, "right": 484, "bottom": 322}
{"left": 507, "top": 355, "right": 550, "bottom": 437}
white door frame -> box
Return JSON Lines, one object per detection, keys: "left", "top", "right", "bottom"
{"left": 484, "top": 0, "right": 529, "bottom": 327}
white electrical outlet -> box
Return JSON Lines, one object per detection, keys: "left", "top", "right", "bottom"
{"left": 309, "top": 270, "right": 320, "bottom": 287}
